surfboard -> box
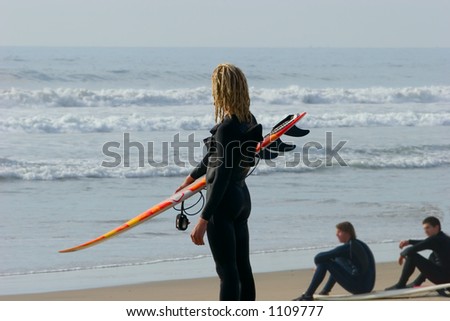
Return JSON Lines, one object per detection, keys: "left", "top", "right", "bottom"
{"left": 59, "top": 112, "right": 308, "bottom": 253}
{"left": 314, "top": 283, "right": 450, "bottom": 301}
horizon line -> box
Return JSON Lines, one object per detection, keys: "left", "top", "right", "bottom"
{"left": 1, "top": 45, "right": 450, "bottom": 49}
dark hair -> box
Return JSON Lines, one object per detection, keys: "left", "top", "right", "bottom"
{"left": 336, "top": 221, "right": 356, "bottom": 240}
{"left": 422, "top": 216, "right": 441, "bottom": 231}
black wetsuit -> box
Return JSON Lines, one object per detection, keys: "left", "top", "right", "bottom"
{"left": 304, "top": 239, "right": 376, "bottom": 296}
{"left": 407, "top": 253, "right": 438, "bottom": 287}
{"left": 190, "top": 114, "right": 261, "bottom": 301}
{"left": 395, "top": 231, "right": 450, "bottom": 286}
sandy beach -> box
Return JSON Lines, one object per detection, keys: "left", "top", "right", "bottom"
{"left": 0, "top": 262, "right": 447, "bottom": 301}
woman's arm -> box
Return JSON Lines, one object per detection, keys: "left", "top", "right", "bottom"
{"left": 190, "top": 151, "right": 210, "bottom": 180}
{"left": 175, "top": 145, "right": 210, "bottom": 193}
{"left": 200, "top": 122, "right": 237, "bottom": 221}
{"left": 175, "top": 175, "right": 195, "bottom": 193}
{"left": 191, "top": 121, "right": 237, "bottom": 245}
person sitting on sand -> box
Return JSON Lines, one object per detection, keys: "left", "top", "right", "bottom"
{"left": 386, "top": 216, "right": 450, "bottom": 290}
{"left": 294, "top": 221, "right": 376, "bottom": 301}
{"left": 399, "top": 253, "right": 439, "bottom": 288}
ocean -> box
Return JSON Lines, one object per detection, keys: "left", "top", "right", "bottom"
{"left": 1, "top": 47, "right": 449, "bottom": 294}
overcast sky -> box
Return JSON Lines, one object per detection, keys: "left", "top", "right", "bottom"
{"left": 1, "top": 0, "right": 449, "bottom": 47}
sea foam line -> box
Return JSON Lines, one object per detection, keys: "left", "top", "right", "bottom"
{"left": 1, "top": 85, "right": 450, "bottom": 108}
{"left": 1, "top": 111, "right": 449, "bottom": 134}
{"left": 0, "top": 241, "right": 397, "bottom": 277}
{"left": 1, "top": 146, "right": 449, "bottom": 181}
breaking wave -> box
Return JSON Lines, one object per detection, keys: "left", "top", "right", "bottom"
{"left": 1, "top": 85, "right": 450, "bottom": 108}
{"left": 1, "top": 143, "right": 449, "bottom": 180}
{"left": 1, "top": 111, "right": 449, "bottom": 134}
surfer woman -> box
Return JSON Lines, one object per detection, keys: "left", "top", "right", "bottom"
{"left": 176, "top": 64, "right": 262, "bottom": 301}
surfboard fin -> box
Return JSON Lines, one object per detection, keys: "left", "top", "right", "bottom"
{"left": 259, "top": 138, "right": 297, "bottom": 159}
{"left": 285, "top": 126, "right": 310, "bottom": 137}
{"left": 271, "top": 114, "right": 310, "bottom": 138}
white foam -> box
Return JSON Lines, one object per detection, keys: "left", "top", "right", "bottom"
{"left": 2, "top": 145, "right": 449, "bottom": 181}
{"left": 252, "top": 85, "right": 450, "bottom": 105}
{"left": 0, "top": 87, "right": 212, "bottom": 108}
{"left": 303, "top": 111, "right": 450, "bottom": 128}
{"left": 1, "top": 85, "right": 450, "bottom": 108}
{"left": 1, "top": 111, "right": 449, "bottom": 134}
{"left": 0, "top": 113, "right": 216, "bottom": 133}
{"left": 0, "top": 158, "right": 192, "bottom": 180}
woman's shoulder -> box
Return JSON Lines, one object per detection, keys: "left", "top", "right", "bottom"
{"left": 208, "top": 116, "right": 236, "bottom": 135}
{"left": 212, "top": 113, "right": 257, "bottom": 137}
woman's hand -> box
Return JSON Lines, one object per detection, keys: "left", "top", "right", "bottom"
{"left": 175, "top": 175, "right": 195, "bottom": 193}
{"left": 191, "top": 217, "right": 208, "bottom": 245}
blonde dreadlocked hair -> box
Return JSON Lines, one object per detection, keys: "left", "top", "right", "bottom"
{"left": 211, "top": 63, "right": 252, "bottom": 123}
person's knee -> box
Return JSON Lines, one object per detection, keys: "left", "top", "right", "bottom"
{"left": 405, "top": 252, "right": 420, "bottom": 262}
{"left": 314, "top": 253, "right": 328, "bottom": 265}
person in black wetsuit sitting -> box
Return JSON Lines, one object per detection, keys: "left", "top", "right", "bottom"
{"left": 386, "top": 216, "right": 450, "bottom": 290}
{"left": 176, "top": 63, "right": 262, "bottom": 301}
{"left": 294, "top": 221, "right": 376, "bottom": 301}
